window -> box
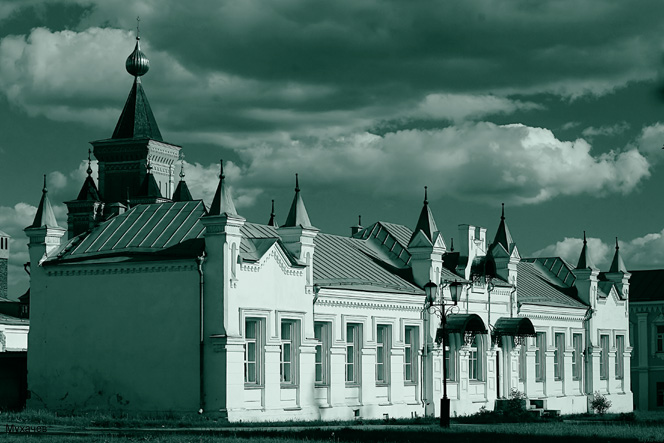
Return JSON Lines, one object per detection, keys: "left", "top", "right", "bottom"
{"left": 554, "top": 333, "right": 565, "bottom": 381}
{"left": 657, "top": 326, "right": 664, "bottom": 353}
{"left": 280, "top": 320, "right": 297, "bottom": 385}
{"left": 244, "top": 318, "right": 262, "bottom": 385}
{"left": 535, "top": 332, "right": 545, "bottom": 382}
{"left": 658, "top": 382, "right": 664, "bottom": 407}
{"left": 468, "top": 335, "right": 482, "bottom": 381}
{"left": 376, "top": 325, "right": 390, "bottom": 384}
{"left": 600, "top": 334, "right": 609, "bottom": 380}
{"left": 615, "top": 335, "right": 624, "bottom": 379}
{"left": 404, "top": 326, "right": 418, "bottom": 384}
{"left": 572, "top": 333, "right": 583, "bottom": 381}
{"left": 346, "top": 323, "right": 361, "bottom": 384}
{"left": 314, "top": 322, "right": 330, "bottom": 385}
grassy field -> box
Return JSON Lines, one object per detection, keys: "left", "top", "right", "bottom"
{"left": 1, "top": 410, "right": 664, "bottom": 442}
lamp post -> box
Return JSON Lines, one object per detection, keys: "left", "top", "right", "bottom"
{"left": 424, "top": 280, "right": 465, "bottom": 428}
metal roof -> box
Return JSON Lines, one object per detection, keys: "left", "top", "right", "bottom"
{"left": 313, "top": 233, "right": 423, "bottom": 294}
{"left": 53, "top": 200, "right": 206, "bottom": 261}
{"left": 517, "top": 261, "right": 587, "bottom": 308}
{"left": 111, "top": 77, "right": 163, "bottom": 141}
{"left": 628, "top": 270, "right": 664, "bottom": 302}
{"left": 0, "top": 313, "right": 29, "bottom": 326}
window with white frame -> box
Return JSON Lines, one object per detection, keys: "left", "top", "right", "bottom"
{"left": 572, "top": 333, "right": 583, "bottom": 381}
{"left": 376, "top": 324, "right": 390, "bottom": 384}
{"left": 600, "top": 334, "right": 609, "bottom": 380}
{"left": 346, "top": 323, "right": 361, "bottom": 384}
{"left": 404, "top": 326, "right": 418, "bottom": 384}
{"left": 314, "top": 322, "right": 330, "bottom": 385}
{"left": 616, "top": 334, "right": 624, "bottom": 379}
{"left": 554, "top": 333, "right": 564, "bottom": 380}
{"left": 535, "top": 332, "right": 545, "bottom": 382}
{"left": 280, "top": 320, "right": 297, "bottom": 385}
{"left": 244, "top": 318, "right": 263, "bottom": 385}
{"left": 468, "top": 335, "right": 482, "bottom": 381}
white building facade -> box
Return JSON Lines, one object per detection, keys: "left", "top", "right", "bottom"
{"left": 24, "top": 36, "right": 633, "bottom": 420}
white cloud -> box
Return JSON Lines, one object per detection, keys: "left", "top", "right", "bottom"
{"left": 582, "top": 122, "right": 630, "bottom": 138}
{"left": 232, "top": 122, "right": 650, "bottom": 205}
{"left": 407, "top": 94, "right": 542, "bottom": 123}
{"left": 634, "top": 122, "right": 664, "bottom": 163}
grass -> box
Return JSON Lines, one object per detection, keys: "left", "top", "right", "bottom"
{"left": 1, "top": 410, "right": 664, "bottom": 442}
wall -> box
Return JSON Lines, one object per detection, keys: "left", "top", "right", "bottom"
{"left": 27, "top": 260, "right": 200, "bottom": 413}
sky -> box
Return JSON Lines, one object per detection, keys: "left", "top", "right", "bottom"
{"left": 2, "top": 0, "right": 664, "bottom": 298}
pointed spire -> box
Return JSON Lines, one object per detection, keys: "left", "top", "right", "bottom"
{"left": 28, "top": 175, "right": 61, "bottom": 229}
{"left": 408, "top": 186, "right": 439, "bottom": 244}
{"left": 207, "top": 160, "right": 238, "bottom": 216}
{"left": 576, "top": 230, "right": 596, "bottom": 270}
{"left": 450, "top": 237, "right": 454, "bottom": 252}
{"left": 609, "top": 237, "right": 628, "bottom": 273}
{"left": 179, "top": 160, "right": 185, "bottom": 181}
{"left": 267, "top": 199, "right": 279, "bottom": 228}
{"left": 126, "top": 17, "right": 150, "bottom": 78}
{"left": 282, "top": 174, "right": 313, "bottom": 228}
{"left": 492, "top": 202, "right": 515, "bottom": 253}
{"left": 86, "top": 148, "right": 93, "bottom": 177}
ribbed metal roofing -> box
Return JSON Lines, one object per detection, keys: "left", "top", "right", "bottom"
{"left": 517, "top": 261, "right": 586, "bottom": 308}
{"left": 57, "top": 200, "right": 206, "bottom": 260}
{"left": 313, "top": 233, "right": 423, "bottom": 294}
{"left": 628, "top": 269, "right": 664, "bottom": 302}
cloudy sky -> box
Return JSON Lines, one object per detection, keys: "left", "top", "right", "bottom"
{"left": 2, "top": 0, "right": 664, "bottom": 297}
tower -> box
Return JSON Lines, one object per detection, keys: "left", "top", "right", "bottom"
{"left": 0, "top": 230, "right": 9, "bottom": 299}
{"left": 91, "top": 30, "right": 180, "bottom": 204}
{"left": 64, "top": 149, "right": 104, "bottom": 239}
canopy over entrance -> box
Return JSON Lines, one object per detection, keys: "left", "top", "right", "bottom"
{"left": 445, "top": 313, "right": 488, "bottom": 335}
{"left": 493, "top": 317, "right": 536, "bottom": 337}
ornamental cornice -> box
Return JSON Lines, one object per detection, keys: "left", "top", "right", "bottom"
{"left": 522, "top": 312, "right": 585, "bottom": 322}
{"left": 630, "top": 304, "right": 664, "bottom": 313}
{"left": 240, "top": 247, "right": 303, "bottom": 277}
{"left": 46, "top": 263, "right": 196, "bottom": 277}
{"left": 315, "top": 297, "right": 421, "bottom": 312}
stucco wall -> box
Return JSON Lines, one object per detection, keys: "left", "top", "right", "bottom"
{"left": 27, "top": 261, "right": 200, "bottom": 413}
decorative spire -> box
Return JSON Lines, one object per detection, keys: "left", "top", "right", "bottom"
{"left": 409, "top": 186, "right": 439, "bottom": 245}
{"left": 267, "top": 199, "right": 279, "bottom": 228}
{"left": 86, "top": 149, "right": 93, "bottom": 177}
{"left": 28, "top": 175, "right": 61, "bottom": 229}
{"left": 207, "top": 160, "right": 238, "bottom": 216}
{"left": 609, "top": 237, "right": 628, "bottom": 273}
{"left": 179, "top": 160, "right": 185, "bottom": 181}
{"left": 576, "top": 230, "right": 597, "bottom": 270}
{"left": 492, "top": 202, "right": 515, "bottom": 253}
{"left": 450, "top": 237, "right": 454, "bottom": 252}
{"left": 358, "top": 215, "right": 362, "bottom": 226}
{"left": 282, "top": 174, "right": 314, "bottom": 228}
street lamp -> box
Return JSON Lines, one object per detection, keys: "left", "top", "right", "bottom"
{"left": 424, "top": 280, "right": 466, "bottom": 428}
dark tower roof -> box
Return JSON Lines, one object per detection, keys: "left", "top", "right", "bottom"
{"left": 136, "top": 163, "right": 162, "bottom": 199}
{"left": 207, "top": 160, "right": 238, "bottom": 216}
{"left": 111, "top": 77, "right": 163, "bottom": 141}
{"left": 609, "top": 237, "right": 627, "bottom": 273}
{"left": 28, "top": 175, "right": 60, "bottom": 229}
{"left": 282, "top": 174, "right": 313, "bottom": 228}
{"left": 75, "top": 150, "right": 102, "bottom": 201}
{"left": 492, "top": 203, "right": 515, "bottom": 253}
{"left": 576, "top": 231, "right": 597, "bottom": 270}
{"left": 172, "top": 161, "right": 193, "bottom": 202}
{"left": 268, "top": 200, "right": 279, "bottom": 228}
{"left": 409, "top": 186, "right": 439, "bottom": 244}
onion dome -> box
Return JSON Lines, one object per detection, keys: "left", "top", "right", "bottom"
{"left": 126, "top": 37, "right": 150, "bottom": 77}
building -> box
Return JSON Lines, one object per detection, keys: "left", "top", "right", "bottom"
{"left": 24, "top": 35, "right": 633, "bottom": 420}
{"left": 628, "top": 269, "right": 664, "bottom": 410}
{"left": 0, "top": 230, "right": 29, "bottom": 410}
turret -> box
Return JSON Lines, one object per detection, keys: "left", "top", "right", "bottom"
{"left": 267, "top": 200, "right": 279, "bottom": 228}
{"left": 172, "top": 161, "right": 194, "bottom": 202}
{"left": 64, "top": 149, "right": 104, "bottom": 238}
{"left": 572, "top": 231, "right": 600, "bottom": 307}
{"left": 407, "top": 187, "right": 445, "bottom": 287}
{"left": 604, "top": 237, "right": 630, "bottom": 299}
{"left": 24, "top": 176, "right": 66, "bottom": 267}
{"left": 488, "top": 203, "right": 519, "bottom": 286}
{"left": 277, "top": 174, "right": 318, "bottom": 288}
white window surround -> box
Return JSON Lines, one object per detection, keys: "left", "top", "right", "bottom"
{"left": 314, "top": 321, "right": 331, "bottom": 386}
{"left": 376, "top": 324, "right": 390, "bottom": 385}
{"left": 404, "top": 325, "right": 418, "bottom": 384}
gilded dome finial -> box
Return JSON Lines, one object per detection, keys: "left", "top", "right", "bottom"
{"left": 126, "top": 17, "right": 150, "bottom": 77}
